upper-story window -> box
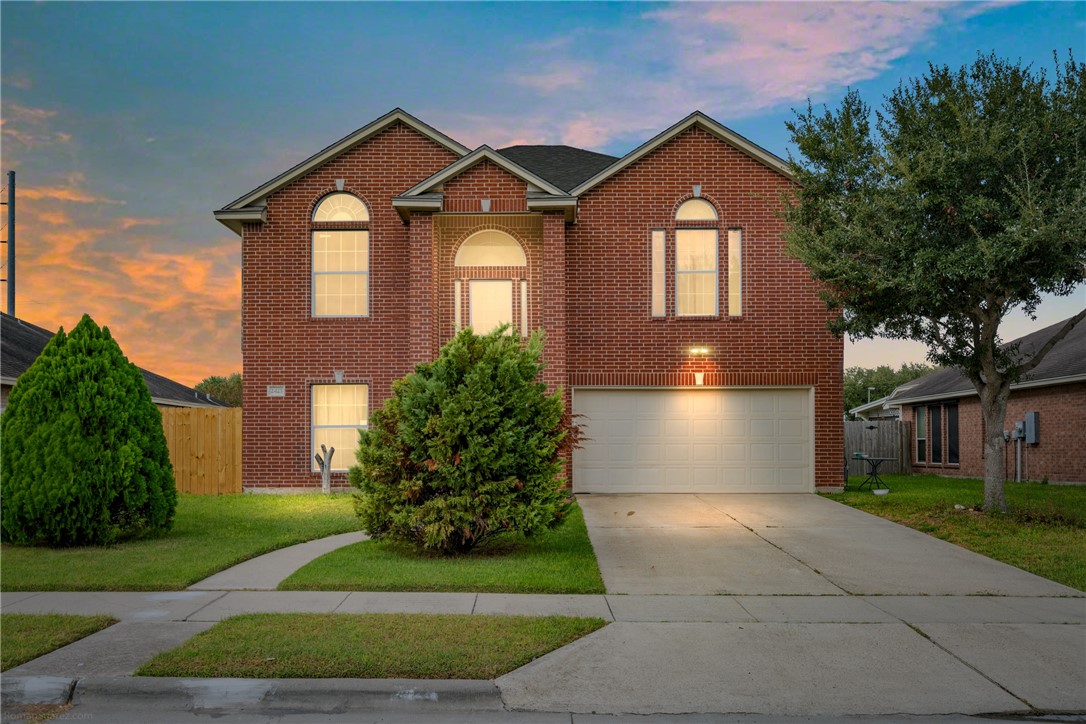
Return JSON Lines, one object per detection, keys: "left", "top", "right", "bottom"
{"left": 312, "top": 193, "right": 369, "bottom": 317}
{"left": 674, "top": 199, "right": 718, "bottom": 316}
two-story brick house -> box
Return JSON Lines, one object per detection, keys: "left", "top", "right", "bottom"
{"left": 215, "top": 109, "right": 843, "bottom": 493}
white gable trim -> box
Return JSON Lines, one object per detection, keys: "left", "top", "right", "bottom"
{"left": 570, "top": 111, "right": 795, "bottom": 196}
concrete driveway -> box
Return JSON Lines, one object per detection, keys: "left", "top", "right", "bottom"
{"left": 497, "top": 494, "right": 1085, "bottom": 716}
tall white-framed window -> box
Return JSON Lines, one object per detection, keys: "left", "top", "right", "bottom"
{"left": 727, "top": 227, "right": 742, "bottom": 316}
{"left": 312, "top": 193, "right": 369, "bottom": 317}
{"left": 455, "top": 230, "right": 527, "bottom": 337}
{"left": 674, "top": 198, "right": 718, "bottom": 317}
{"left": 675, "top": 229, "right": 718, "bottom": 316}
{"left": 651, "top": 229, "right": 666, "bottom": 317}
{"left": 311, "top": 383, "right": 368, "bottom": 472}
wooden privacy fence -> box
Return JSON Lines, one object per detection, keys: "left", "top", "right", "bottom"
{"left": 160, "top": 407, "right": 242, "bottom": 494}
{"left": 844, "top": 419, "right": 913, "bottom": 478}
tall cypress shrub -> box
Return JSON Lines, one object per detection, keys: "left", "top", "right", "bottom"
{"left": 351, "top": 327, "right": 578, "bottom": 554}
{"left": 1, "top": 315, "right": 177, "bottom": 546}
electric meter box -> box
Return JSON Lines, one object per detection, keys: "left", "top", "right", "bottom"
{"left": 1024, "top": 411, "right": 1039, "bottom": 444}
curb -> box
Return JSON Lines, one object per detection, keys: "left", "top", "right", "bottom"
{"left": 69, "top": 676, "right": 504, "bottom": 712}
{"left": 1, "top": 676, "right": 76, "bottom": 706}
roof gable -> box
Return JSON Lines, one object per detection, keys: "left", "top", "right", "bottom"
{"left": 570, "top": 111, "right": 794, "bottom": 196}
{"left": 398, "top": 145, "right": 568, "bottom": 198}
{"left": 214, "top": 108, "right": 470, "bottom": 232}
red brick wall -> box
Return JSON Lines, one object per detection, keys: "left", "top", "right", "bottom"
{"left": 566, "top": 127, "right": 843, "bottom": 489}
{"left": 442, "top": 160, "right": 528, "bottom": 213}
{"left": 241, "top": 122, "right": 459, "bottom": 489}
{"left": 903, "top": 382, "right": 1086, "bottom": 483}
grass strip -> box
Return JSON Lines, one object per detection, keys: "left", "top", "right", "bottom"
{"left": 1, "top": 614, "right": 117, "bottom": 671}
{"left": 827, "top": 474, "right": 1086, "bottom": 590}
{"left": 279, "top": 503, "right": 605, "bottom": 594}
{"left": 136, "top": 613, "right": 606, "bottom": 679}
{"left": 1, "top": 494, "right": 360, "bottom": 592}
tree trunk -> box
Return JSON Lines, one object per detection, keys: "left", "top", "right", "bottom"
{"left": 978, "top": 382, "right": 1011, "bottom": 512}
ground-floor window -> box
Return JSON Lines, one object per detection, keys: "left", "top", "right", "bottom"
{"left": 311, "top": 384, "right": 368, "bottom": 472}
{"left": 914, "top": 402, "right": 959, "bottom": 467}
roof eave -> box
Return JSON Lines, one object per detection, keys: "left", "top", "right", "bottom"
{"left": 892, "top": 373, "right": 1086, "bottom": 406}
{"left": 571, "top": 111, "right": 795, "bottom": 196}
{"left": 391, "top": 194, "right": 443, "bottom": 222}
{"left": 526, "top": 195, "right": 577, "bottom": 222}
{"left": 213, "top": 206, "right": 268, "bottom": 236}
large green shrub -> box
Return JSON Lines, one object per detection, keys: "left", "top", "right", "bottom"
{"left": 1, "top": 315, "right": 177, "bottom": 546}
{"left": 350, "top": 327, "right": 577, "bottom": 554}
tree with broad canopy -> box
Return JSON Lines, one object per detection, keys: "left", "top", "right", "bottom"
{"left": 782, "top": 52, "right": 1086, "bottom": 511}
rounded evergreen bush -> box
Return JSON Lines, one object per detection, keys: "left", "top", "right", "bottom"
{"left": 1, "top": 314, "right": 177, "bottom": 546}
{"left": 350, "top": 327, "right": 578, "bottom": 554}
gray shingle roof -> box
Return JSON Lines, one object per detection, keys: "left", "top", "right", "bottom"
{"left": 1, "top": 313, "right": 229, "bottom": 407}
{"left": 496, "top": 145, "right": 618, "bottom": 193}
{"left": 890, "top": 315, "right": 1086, "bottom": 404}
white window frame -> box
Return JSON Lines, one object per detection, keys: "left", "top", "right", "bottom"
{"left": 675, "top": 228, "right": 718, "bottom": 317}
{"left": 651, "top": 229, "right": 666, "bottom": 317}
{"left": 728, "top": 227, "right": 742, "bottom": 316}
{"left": 312, "top": 230, "right": 370, "bottom": 317}
{"left": 311, "top": 383, "right": 368, "bottom": 472}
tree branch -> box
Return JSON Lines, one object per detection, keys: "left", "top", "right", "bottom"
{"left": 1017, "top": 307, "right": 1086, "bottom": 376}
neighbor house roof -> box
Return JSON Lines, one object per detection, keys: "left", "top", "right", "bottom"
{"left": 1, "top": 313, "right": 229, "bottom": 408}
{"left": 887, "top": 315, "right": 1086, "bottom": 406}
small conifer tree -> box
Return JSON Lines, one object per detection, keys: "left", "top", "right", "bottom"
{"left": 350, "top": 327, "right": 577, "bottom": 554}
{"left": 1, "top": 315, "right": 177, "bottom": 546}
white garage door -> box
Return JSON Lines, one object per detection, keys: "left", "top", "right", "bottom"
{"left": 572, "top": 388, "right": 812, "bottom": 493}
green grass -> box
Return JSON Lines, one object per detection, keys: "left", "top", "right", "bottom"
{"left": 279, "top": 502, "right": 604, "bottom": 594}
{"left": 1, "top": 494, "right": 360, "bottom": 592}
{"left": 1, "top": 614, "right": 117, "bottom": 671}
{"left": 826, "top": 474, "right": 1086, "bottom": 590}
{"left": 136, "top": 613, "right": 606, "bottom": 679}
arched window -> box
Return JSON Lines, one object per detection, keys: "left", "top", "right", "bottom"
{"left": 313, "top": 193, "right": 369, "bottom": 222}
{"left": 674, "top": 199, "right": 718, "bottom": 316}
{"left": 675, "top": 198, "right": 717, "bottom": 222}
{"left": 312, "top": 193, "right": 369, "bottom": 317}
{"left": 454, "top": 230, "right": 527, "bottom": 267}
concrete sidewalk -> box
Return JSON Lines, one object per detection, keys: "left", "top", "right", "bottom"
{"left": 3, "top": 494, "right": 1084, "bottom": 719}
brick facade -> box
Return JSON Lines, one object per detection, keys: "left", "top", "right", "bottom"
{"left": 228, "top": 112, "right": 843, "bottom": 491}
{"left": 901, "top": 382, "right": 1086, "bottom": 484}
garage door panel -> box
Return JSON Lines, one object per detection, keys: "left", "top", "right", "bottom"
{"left": 573, "top": 389, "right": 811, "bottom": 494}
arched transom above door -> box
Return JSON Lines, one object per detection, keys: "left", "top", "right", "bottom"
{"left": 454, "top": 230, "right": 527, "bottom": 267}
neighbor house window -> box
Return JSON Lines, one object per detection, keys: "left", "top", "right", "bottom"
{"left": 915, "top": 406, "right": 927, "bottom": 463}
{"left": 914, "top": 403, "right": 959, "bottom": 466}
{"left": 312, "top": 193, "right": 369, "bottom": 317}
{"left": 675, "top": 199, "right": 718, "bottom": 317}
{"left": 311, "top": 384, "right": 367, "bottom": 472}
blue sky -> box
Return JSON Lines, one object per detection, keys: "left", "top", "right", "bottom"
{"left": 2, "top": 1, "right": 1084, "bottom": 384}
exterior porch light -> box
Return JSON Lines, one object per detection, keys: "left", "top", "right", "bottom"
{"left": 688, "top": 346, "right": 710, "bottom": 355}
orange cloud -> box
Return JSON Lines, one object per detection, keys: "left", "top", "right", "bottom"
{"left": 118, "top": 216, "right": 166, "bottom": 230}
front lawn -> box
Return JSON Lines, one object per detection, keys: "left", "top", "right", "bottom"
{"left": 826, "top": 475, "right": 1086, "bottom": 590}
{"left": 1, "top": 614, "right": 117, "bottom": 671}
{"left": 1, "top": 494, "right": 360, "bottom": 591}
{"left": 279, "top": 503, "right": 605, "bottom": 594}
{"left": 136, "top": 613, "right": 606, "bottom": 679}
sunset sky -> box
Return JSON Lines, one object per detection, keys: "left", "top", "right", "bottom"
{"left": 2, "top": 1, "right": 1084, "bottom": 386}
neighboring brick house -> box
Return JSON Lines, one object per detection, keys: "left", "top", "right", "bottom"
{"left": 890, "top": 317, "right": 1086, "bottom": 484}
{"left": 215, "top": 109, "right": 843, "bottom": 493}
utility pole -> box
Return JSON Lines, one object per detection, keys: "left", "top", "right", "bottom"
{"left": 2, "top": 170, "right": 13, "bottom": 316}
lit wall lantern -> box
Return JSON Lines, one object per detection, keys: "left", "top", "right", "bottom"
{"left": 688, "top": 346, "right": 710, "bottom": 355}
